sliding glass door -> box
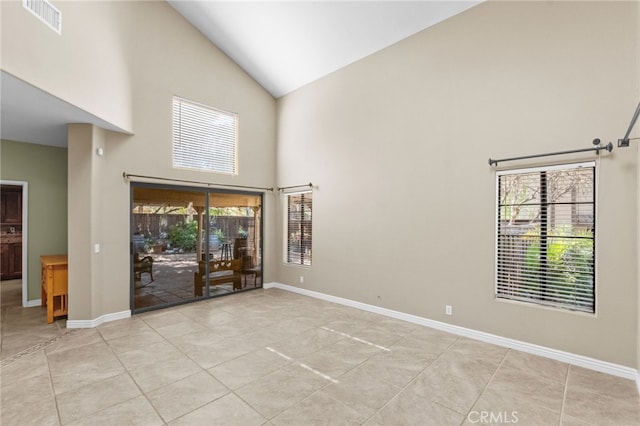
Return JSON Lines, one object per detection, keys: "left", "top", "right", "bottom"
{"left": 130, "top": 183, "right": 263, "bottom": 312}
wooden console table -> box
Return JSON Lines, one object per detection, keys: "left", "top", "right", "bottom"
{"left": 41, "top": 255, "right": 68, "bottom": 323}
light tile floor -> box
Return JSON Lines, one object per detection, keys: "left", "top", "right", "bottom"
{"left": 1, "top": 281, "right": 639, "bottom": 425}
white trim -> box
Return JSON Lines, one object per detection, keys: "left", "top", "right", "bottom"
{"left": 637, "top": 371, "right": 640, "bottom": 395}
{"left": 66, "top": 310, "right": 131, "bottom": 328}
{"left": 270, "top": 282, "right": 638, "bottom": 382}
{"left": 495, "top": 160, "right": 596, "bottom": 176}
{"left": 263, "top": 282, "right": 276, "bottom": 289}
{"left": 1, "top": 180, "right": 29, "bottom": 307}
{"left": 25, "top": 298, "right": 41, "bottom": 307}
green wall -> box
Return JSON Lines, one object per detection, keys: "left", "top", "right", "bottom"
{"left": 1, "top": 140, "right": 68, "bottom": 302}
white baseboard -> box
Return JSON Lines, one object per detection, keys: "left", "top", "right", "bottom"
{"left": 270, "top": 282, "right": 638, "bottom": 383}
{"left": 25, "top": 299, "right": 42, "bottom": 308}
{"left": 66, "top": 310, "right": 131, "bottom": 328}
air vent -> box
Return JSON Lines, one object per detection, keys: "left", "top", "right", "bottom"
{"left": 23, "top": 0, "right": 62, "bottom": 34}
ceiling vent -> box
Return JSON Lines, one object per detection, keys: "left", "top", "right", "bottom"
{"left": 23, "top": 0, "right": 62, "bottom": 34}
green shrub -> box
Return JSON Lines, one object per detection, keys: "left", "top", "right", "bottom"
{"left": 168, "top": 221, "right": 198, "bottom": 251}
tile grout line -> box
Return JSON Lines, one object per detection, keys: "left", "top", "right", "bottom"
{"left": 0, "top": 328, "right": 78, "bottom": 368}
{"left": 44, "top": 342, "right": 64, "bottom": 426}
{"left": 359, "top": 335, "right": 463, "bottom": 425}
{"left": 559, "top": 364, "right": 571, "bottom": 425}
{"left": 459, "top": 347, "right": 512, "bottom": 424}
{"left": 134, "top": 310, "right": 262, "bottom": 424}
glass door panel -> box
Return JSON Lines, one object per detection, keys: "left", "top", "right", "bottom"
{"left": 131, "top": 185, "right": 205, "bottom": 311}
{"left": 204, "top": 191, "right": 262, "bottom": 296}
{"left": 131, "top": 184, "right": 263, "bottom": 312}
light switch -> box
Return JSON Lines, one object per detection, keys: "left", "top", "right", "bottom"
{"left": 94, "top": 243, "right": 101, "bottom": 253}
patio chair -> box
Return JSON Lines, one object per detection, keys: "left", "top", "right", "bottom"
{"left": 134, "top": 253, "right": 154, "bottom": 283}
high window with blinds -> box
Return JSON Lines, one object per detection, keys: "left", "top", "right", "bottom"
{"left": 496, "top": 163, "right": 595, "bottom": 313}
{"left": 172, "top": 97, "right": 238, "bottom": 175}
{"left": 286, "top": 192, "right": 312, "bottom": 266}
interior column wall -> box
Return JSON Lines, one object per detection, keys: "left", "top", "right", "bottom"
{"left": 67, "top": 124, "right": 110, "bottom": 321}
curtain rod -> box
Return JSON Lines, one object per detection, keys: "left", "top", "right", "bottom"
{"left": 277, "top": 183, "right": 313, "bottom": 191}
{"left": 618, "top": 101, "right": 640, "bottom": 147}
{"left": 122, "top": 172, "right": 274, "bottom": 192}
{"left": 489, "top": 141, "right": 613, "bottom": 167}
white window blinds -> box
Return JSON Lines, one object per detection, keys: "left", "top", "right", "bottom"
{"left": 287, "top": 192, "right": 312, "bottom": 266}
{"left": 172, "top": 97, "right": 238, "bottom": 175}
{"left": 496, "top": 163, "right": 595, "bottom": 313}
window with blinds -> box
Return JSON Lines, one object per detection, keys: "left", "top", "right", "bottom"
{"left": 172, "top": 97, "right": 238, "bottom": 175}
{"left": 496, "top": 163, "right": 595, "bottom": 313}
{"left": 286, "top": 192, "right": 312, "bottom": 266}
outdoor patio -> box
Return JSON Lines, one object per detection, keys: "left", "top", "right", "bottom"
{"left": 133, "top": 252, "right": 261, "bottom": 310}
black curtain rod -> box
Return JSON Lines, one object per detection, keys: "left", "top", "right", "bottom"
{"left": 122, "top": 172, "right": 274, "bottom": 192}
{"left": 489, "top": 142, "right": 613, "bottom": 167}
{"left": 277, "top": 183, "right": 313, "bottom": 191}
{"left": 618, "top": 101, "right": 640, "bottom": 147}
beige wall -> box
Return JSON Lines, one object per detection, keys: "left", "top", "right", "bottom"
{"left": 3, "top": 1, "right": 277, "bottom": 320}
{"left": 0, "top": 0, "right": 134, "bottom": 133}
{"left": 0, "top": 140, "right": 68, "bottom": 300}
{"left": 81, "top": 1, "right": 277, "bottom": 319}
{"left": 276, "top": 1, "right": 639, "bottom": 367}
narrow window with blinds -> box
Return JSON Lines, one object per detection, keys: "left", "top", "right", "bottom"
{"left": 496, "top": 163, "right": 595, "bottom": 313}
{"left": 172, "top": 97, "right": 238, "bottom": 175}
{"left": 287, "top": 192, "right": 312, "bottom": 266}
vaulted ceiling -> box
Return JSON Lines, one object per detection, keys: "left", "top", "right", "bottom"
{"left": 1, "top": 1, "right": 481, "bottom": 147}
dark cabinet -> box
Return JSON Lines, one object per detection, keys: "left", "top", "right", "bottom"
{"left": 1, "top": 241, "right": 21, "bottom": 280}
{"left": 1, "top": 187, "right": 22, "bottom": 224}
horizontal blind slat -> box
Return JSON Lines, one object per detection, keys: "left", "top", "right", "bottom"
{"left": 496, "top": 165, "right": 595, "bottom": 312}
{"left": 172, "top": 97, "right": 237, "bottom": 174}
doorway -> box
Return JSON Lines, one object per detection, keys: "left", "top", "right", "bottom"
{"left": 130, "top": 183, "right": 263, "bottom": 312}
{"left": 1, "top": 181, "right": 28, "bottom": 307}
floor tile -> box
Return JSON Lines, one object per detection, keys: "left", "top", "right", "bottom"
{"left": 168, "top": 330, "right": 246, "bottom": 369}
{"left": 568, "top": 365, "right": 639, "bottom": 399}
{"left": 563, "top": 384, "right": 640, "bottom": 426}
{"left": 115, "top": 340, "right": 185, "bottom": 370}
{"left": 2, "top": 285, "right": 639, "bottom": 426}
{"left": 66, "top": 395, "right": 163, "bottom": 426}
{"left": 146, "top": 371, "right": 229, "bottom": 422}
{"left": 128, "top": 355, "right": 203, "bottom": 392}
{"left": 272, "top": 390, "right": 364, "bottom": 426}
{"left": 0, "top": 374, "right": 59, "bottom": 426}
{"left": 501, "top": 349, "right": 568, "bottom": 383}
{"left": 366, "top": 386, "right": 465, "bottom": 426}
{"left": 104, "top": 328, "right": 166, "bottom": 354}
{"left": 56, "top": 372, "right": 141, "bottom": 424}
{"left": 45, "top": 328, "right": 103, "bottom": 356}
{"left": 96, "top": 317, "right": 153, "bottom": 341}
{"left": 466, "top": 387, "right": 561, "bottom": 425}
{"left": 484, "top": 364, "right": 565, "bottom": 413}
{"left": 208, "top": 348, "right": 289, "bottom": 390}
{"left": 47, "top": 340, "right": 124, "bottom": 395}
{"left": 1, "top": 349, "right": 49, "bottom": 386}
{"left": 170, "top": 392, "right": 265, "bottom": 426}
{"left": 410, "top": 351, "right": 498, "bottom": 414}
{"left": 235, "top": 364, "right": 329, "bottom": 419}
{"left": 266, "top": 327, "right": 345, "bottom": 359}
{"left": 321, "top": 365, "right": 402, "bottom": 418}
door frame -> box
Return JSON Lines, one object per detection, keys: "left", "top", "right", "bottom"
{"left": 1, "top": 180, "right": 29, "bottom": 307}
{"left": 129, "top": 182, "right": 264, "bottom": 313}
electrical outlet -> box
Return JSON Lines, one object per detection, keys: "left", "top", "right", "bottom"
{"left": 445, "top": 305, "right": 452, "bottom": 316}
{"left": 300, "top": 276, "right": 304, "bottom": 283}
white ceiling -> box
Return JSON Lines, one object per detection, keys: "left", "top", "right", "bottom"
{"left": 0, "top": 71, "right": 127, "bottom": 148}
{"left": 168, "top": 1, "right": 481, "bottom": 98}
{"left": 1, "top": 1, "right": 480, "bottom": 147}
